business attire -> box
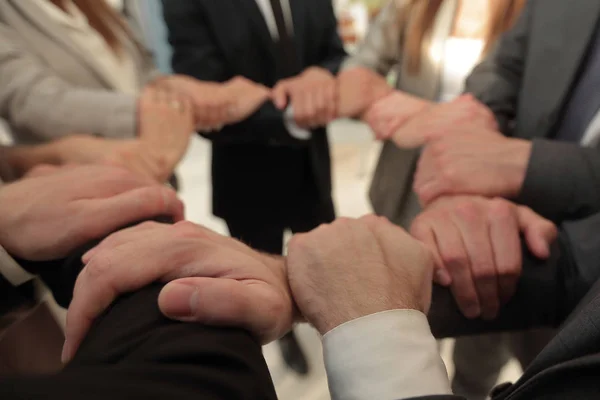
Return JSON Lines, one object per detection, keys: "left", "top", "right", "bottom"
{"left": 0, "top": 285, "right": 279, "bottom": 400}
{"left": 162, "top": 0, "right": 345, "bottom": 373}
{"left": 162, "top": 0, "right": 345, "bottom": 249}
{"left": 322, "top": 209, "right": 600, "bottom": 400}
{"left": 0, "top": 0, "right": 160, "bottom": 144}
{"left": 344, "top": 2, "right": 527, "bottom": 397}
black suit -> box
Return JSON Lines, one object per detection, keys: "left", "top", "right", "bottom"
{"left": 161, "top": 0, "right": 346, "bottom": 252}
{"left": 0, "top": 245, "right": 277, "bottom": 400}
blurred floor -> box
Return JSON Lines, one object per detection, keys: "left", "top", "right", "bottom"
{"left": 176, "top": 119, "right": 522, "bottom": 400}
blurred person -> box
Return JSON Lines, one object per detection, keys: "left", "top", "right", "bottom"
{"left": 0, "top": 163, "right": 183, "bottom": 374}
{"left": 161, "top": 0, "right": 347, "bottom": 374}
{"left": 0, "top": 0, "right": 269, "bottom": 183}
{"left": 337, "top": 1, "right": 525, "bottom": 396}
{"left": 399, "top": 0, "right": 600, "bottom": 394}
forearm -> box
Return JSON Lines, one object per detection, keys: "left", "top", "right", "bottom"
{"left": 0, "top": 284, "right": 277, "bottom": 400}
{"left": 1, "top": 143, "right": 63, "bottom": 179}
{"left": 429, "top": 234, "right": 575, "bottom": 338}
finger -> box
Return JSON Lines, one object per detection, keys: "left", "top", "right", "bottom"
{"left": 313, "top": 85, "right": 328, "bottom": 127}
{"left": 64, "top": 231, "right": 183, "bottom": 362}
{"left": 272, "top": 83, "right": 289, "bottom": 110}
{"left": 296, "top": 91, "right": 313, "bottom": 128}
{"left": 488, "top": 200, "right": 522, "bottom": 305}
{"left": 517, "top": 207, "right": 558, "bottom": 259}
{"left": 431, "top": 220, "right": 481, "bottom": 318}
{"left": 452, "top": 209, "right": 499, "bottom": 320}
{"left": 326, "top": 81, "right": 338, "bottom": 122}
{"left": 159, "top": 277, "right": 286, "bottom": 343}
{"left": 411, "top": 221, "right": 452, "bottom": 286}
{"left": 23, "top": 164, "right": 61, "bottom": 178}
{"left": 80, "top": 185, "right": 185, "bottom": 241}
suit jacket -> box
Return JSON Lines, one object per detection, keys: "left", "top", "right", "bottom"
{"left": 0, "top": 0, "right": 160, "bottom": 144}
{"left": 345, "top": 0, "right": 459, "bottom": 229}
{"left": 0, "top": 285, "right": 278, "bottom": 400}
{"left": 406, "top": 211, "right": 600, "bottom": 399}
{"left": 161, "top": 0, "right": 346, "bottom": 223}
{"left": 465, "top": 0, "right": 600, "bottom": 223}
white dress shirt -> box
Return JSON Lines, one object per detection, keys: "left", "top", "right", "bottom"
{"left": 254, "top": 0, "right": 311, "bottom": 140}
{"left": 323, "top": 310, "right": 452, "bottom": 399}
{"left": 35, "top": 0, "right": 140, "bottom": 95}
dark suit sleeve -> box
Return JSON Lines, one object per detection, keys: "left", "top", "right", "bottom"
{"left": 429, "top": 212, "right": 600, "bottom": 339}
{"left": 464, "top": 0, "right": 533, "bottom": 135}
{"left": 0, "top": 284, "right": 278, "bottom": 400}
{"left": 514, "top": 139, "right": 600, "bottom": 223}
{"left": 314, "top": 0, "right": 347, "bottom": 75}
{"left": 161, "top": 0, "right": 299, "bottom": 146}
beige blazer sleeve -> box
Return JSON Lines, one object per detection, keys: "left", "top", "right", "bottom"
{"left": 0, "top": 24, "right": 138, "bottom": 141}
{"left": 342, "top": 0, "right": 408, "bottom": 76}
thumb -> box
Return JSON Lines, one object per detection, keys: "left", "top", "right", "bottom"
{"left": 517, "top": 206, "right": 558, "bottom": 259}
{"left": 271, "top": 83, "right": 289, "bottom": 110}
{"left": 159, "top": 277, "right": 288, "bottom": 343}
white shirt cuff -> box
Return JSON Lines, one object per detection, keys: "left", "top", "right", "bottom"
{"left": 0, "top": 245, "right": 35, "bottom": 286}
{"left": 284, "top": 106, "right": 311, "bottom": 140}
{"left": 323, "top": 309, "right": 451, "bottom": 400}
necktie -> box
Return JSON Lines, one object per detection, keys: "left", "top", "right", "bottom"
{"left": 554, "top": 26, "right": 600, "bottom": 143}
{"left": 268, "top": 0, "right": 300, "bottom": 78}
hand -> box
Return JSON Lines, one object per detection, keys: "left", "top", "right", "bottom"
{"left": 272, "top": 67, "right": 337, "bottom": 128}
{"left": 363, "top": 91, "right": 430, "bottom": 140}
{"left": 390, "top": 94, "right": 498, "bottom": 148}
{"left": 413, "top": 129, "right": 532, "bottom": 206}
{"left": 51, "top": 136, "right": 178, "bottom": 183}
{"left": 221, "top": 76, "right": 271, "bottom": 124}
{"left": 63, "top": 221, "right": 295, "bottom": 363}
{"left": 151, "top": 75, "right": 231, "bottom": 131}
{"left": 0, "top": 165, "right": 184, "bottom": 261}
{"left": 137, "top": 86, "right": 194, "bottom": 167}
{"left": 336, "top": 67, "right": 393, "bottom": 118}
{"left": 410, "top": 196, "right": 557, "bottom": 320}
{"left": 287, "top": 215, "right": 434, "bottom": 335}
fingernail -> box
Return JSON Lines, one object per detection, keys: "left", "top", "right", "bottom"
{"left": 161, "top": 283, "right": 199, "bottom": 318}
{"left": 61, "top": 340, "right": 72, "bottom": 364}
{"left": 435, "top": 269, "right": 452, "bottom": 286}
{"left": 464, "top": 305, "right": 481, "bottom": 319}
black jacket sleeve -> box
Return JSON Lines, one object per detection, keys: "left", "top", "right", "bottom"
{"left": 429, "top": 211, "right": 600, "bottom": 339}
{"left": 0, "top": 284, "right": 278, "bottom": 400}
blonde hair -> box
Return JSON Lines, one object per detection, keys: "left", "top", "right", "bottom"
{"left": 404, "top": 0, "right": 526, "bottom": 74}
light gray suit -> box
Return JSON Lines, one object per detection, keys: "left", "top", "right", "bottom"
{"left": 0, "top": 0, "right": 160, "bottom": 144}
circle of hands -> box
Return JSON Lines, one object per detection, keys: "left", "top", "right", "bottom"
{"left": 20, "top": 67, "right": 557, "bottom": 362}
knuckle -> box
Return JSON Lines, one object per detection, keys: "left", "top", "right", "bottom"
{"left": 488, "top": 198, "right": 514, "bottom": 221}
{"left": 472, "top": 266, "right": 497, "bottom": 282}
{"left": 441, "top": 251, "right": 468, "bottom": 270}
{"left": 454, "top": 201, "right": 480, "bottom": 221}
{"left": 84, "top": 252, "right": 114, "bottom": 280}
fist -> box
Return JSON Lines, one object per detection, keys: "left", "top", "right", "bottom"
{"left": 286, "top": 215, "right": 434, "bottom": 335}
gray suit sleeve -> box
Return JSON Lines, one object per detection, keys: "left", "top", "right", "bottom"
{"left": 464, "top": 0, "right": 533, "bottom": 135}
{"left": 516, "top": 139, "right": 600, "bottom": 223}
{"left": 0, "top": 24, "right": 137, "bottom": 141}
